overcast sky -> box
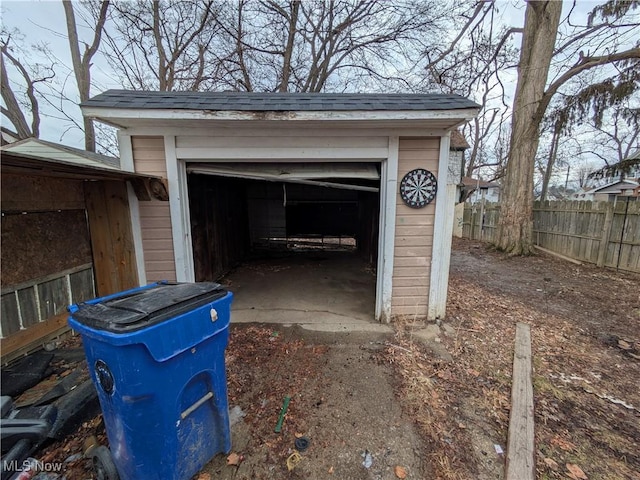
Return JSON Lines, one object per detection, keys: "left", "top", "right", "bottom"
{"left": 0, "top": 1, "right": 533, "bottom": 150}
{"left": 1, "top": 0, "right": 619, "bottom": 182}
{"left": 2, "top": 0, "right": 123, "bottom": 147}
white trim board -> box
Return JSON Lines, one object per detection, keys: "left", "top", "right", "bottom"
{"left": 177, "top": 146, "right": 388, "bottom": 161}
{"left": 428, "top": 133, "right": 453, "bottom": 320}
{"left": 376, "top": 136, "right": 399, "bottom": 323}
{"left": 164, "top": 136, "right": 195, "bottom": 282}
{"left": 117, "top": 132, "right": 134, "bottom": 172}
{"left": 83, "top": 106, "right": 480, "bottom": 123}
{"left": 118, "top": 126, "right": 453, "bottom": 138}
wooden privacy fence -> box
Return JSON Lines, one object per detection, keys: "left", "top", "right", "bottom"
{"left": 461, "top": 200, "right": 640, "bottom": 273}
{"left": 462, "top": 202, "right": 500, "bottom": 244}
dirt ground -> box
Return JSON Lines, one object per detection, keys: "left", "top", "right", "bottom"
{"left": 37, "top": 327, "right": 426, "bottom": 480}
{"left": 33, "top": 237, "right": 639, "bottom": 480}
{"left": 202, "top": 326, "right": 424, "bottom": 479}
{"left": 385, "top": 238, "right": 639, "bottom": 480}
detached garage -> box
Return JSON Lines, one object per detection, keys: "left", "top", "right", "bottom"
{"left": 82, "top": 92, "right": 479, "bottom": 322}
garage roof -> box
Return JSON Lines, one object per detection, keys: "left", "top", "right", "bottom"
{"left": 81, "top": 91, "right": 481, "bottom": 130}
{"left": 83, "top": 90, "right": 479, "bottom": 111}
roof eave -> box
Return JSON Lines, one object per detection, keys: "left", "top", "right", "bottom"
{"left": 81, "top": 106, "right": 481, "bottom": 129}
{"left": 1, "top": 151, "right": 158, "bottom": 181}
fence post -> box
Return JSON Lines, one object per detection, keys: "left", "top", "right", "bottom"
{"left": 597, "top": 203, "right": 614, "bottom": 267}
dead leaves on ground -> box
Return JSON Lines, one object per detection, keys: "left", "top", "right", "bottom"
{"left": 390, "top": 239, "right": 640, "bottom": 479}
{"left": 394, "top": 465, "right": 408, "bottom": 478}
{"left": 566, "top": 463, "right": 588, "bottom": 479}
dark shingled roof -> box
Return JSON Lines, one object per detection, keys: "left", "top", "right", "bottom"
{"left": 82, "top": 90, "right": 480, "bottom": 112}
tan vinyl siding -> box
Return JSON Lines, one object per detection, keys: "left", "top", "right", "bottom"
{"left": 131, "top": 136, "right": 176, "bottom": 282}
{"left": 391, "top": 137, "right": 439, "bottom": 318}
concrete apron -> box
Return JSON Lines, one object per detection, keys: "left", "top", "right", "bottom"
{"left": 223, "top": 253, "right": 392, "bottom": 334}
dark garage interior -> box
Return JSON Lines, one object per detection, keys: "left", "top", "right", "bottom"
{"left": 187, "top": 163, "right": 381, "bottom": 321}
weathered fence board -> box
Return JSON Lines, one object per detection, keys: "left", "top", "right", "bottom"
{"left": 0, "top": 264, "right": 95, "bottom": 338}
{"left": 461, "top": 200, "right": 639, "bottom": 273}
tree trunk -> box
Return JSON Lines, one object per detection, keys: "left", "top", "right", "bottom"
{"left": 63, "top": 0, "right": 109, "bottom": 151}
{"left": 279, "top": 1, "right": 300, "bottom": 92}
{"left": 497, "top": 1, "right": 562, "bottom": 255}
{"left": 540, "top": 125, "right": 560, "bottom": 201}
{"left": 0, "top": 49, "right": 34, "bottom": 139}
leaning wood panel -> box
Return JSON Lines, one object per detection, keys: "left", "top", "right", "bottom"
{"left": 505, "top": 322, "right": 535, "bottom": 480}
{"left": 105, "top": 181, "right": 138, "bottom": 291}
{"left": 84, "top": 181, "right": 138, "bottom": 296}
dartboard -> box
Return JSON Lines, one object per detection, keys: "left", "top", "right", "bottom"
{"left": 399, "top": 168, "right": 437, "bottom": 208}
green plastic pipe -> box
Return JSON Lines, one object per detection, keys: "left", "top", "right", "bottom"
{"left": 274, "top": 395, "right": 291, "bottom": 433}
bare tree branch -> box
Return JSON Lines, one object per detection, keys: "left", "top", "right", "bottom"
{"left": 1, "top": 38, "right": 45, "bottom": 138}
{"left": 63, "top": 0, "right": 109, "bottom": 151}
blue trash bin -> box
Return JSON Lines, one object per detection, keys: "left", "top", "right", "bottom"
{"left": 68, "top": 281, "right": 233, "bottom": 480}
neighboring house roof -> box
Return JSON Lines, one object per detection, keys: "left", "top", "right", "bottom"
{"left": 450, "top": 130, "right": 470, "bottom": 151}
{"left": 587, "top": 148, "right": 640, "bottom": 181}
{"left": 82, "top": 90, "right": 480, "bottom": 112}
{"left": 1, "top": 127, "right": 20, "bottom": 146}
{"left": 587, "top": 179, "right": 639, "bottom": 195}
{"left": 625, "top": 148, "right": 640, "bottom": 161}
{"left": 1, "top": 137, "right": 120, "bottom": 169}
{"left": 461, "top": 176, "right": 500, "bottom": 189}
{"left": 0, "top": 137, "right": 161, "bottom": 184}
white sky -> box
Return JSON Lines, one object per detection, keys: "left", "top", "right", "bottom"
{"left": 0, "top": 0, "right": 528, "bottom": 149}
{"left": 0, "top": 0, "right": 635, "bottom": 188}
{"left": 1, "top": 0, "right": 122, "bottom": 146}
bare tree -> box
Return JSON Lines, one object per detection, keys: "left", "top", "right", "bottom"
{"left": 496, "top": 1, "right": 563, "bottom": 254}
{"left": 218, "top": 0, "right": 447, "bottom": 93}
{"left": 63, "top": 0, "right": 110, "bottom": 151}
{"left": 104, "top": 0, "right": 222, "bottom": 91}
{"left": 0, "top": 34, "right": 54, "bottom": 139}
{"left": 497, "top": 1, "right": 640, "bottom": 255}
{"left": 424, "top": 2, "right": 518, "bottom": 182}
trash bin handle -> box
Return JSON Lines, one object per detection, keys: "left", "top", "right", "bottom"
{"left": 180, "top": 392, "right": 213, "bottom": 420}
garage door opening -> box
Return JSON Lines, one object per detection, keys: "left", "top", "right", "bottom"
{"left": 187, "top": 163, "right": 380, "bottom": 322}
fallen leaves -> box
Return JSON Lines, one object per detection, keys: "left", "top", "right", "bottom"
{"left": 566, "top": 463, "right": 588, "bottom": 479}
{"left": 550, "top": 435, "right": 576, "bottom": 452}
{"left": 394, "top": 465, "right": 407, "bottom": 478}
{"left": 226, "top": 452, "right": 244, "bottom": 466}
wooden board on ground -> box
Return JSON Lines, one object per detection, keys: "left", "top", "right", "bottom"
{"left": 505, "top": 322, "right": 535, "bottom": 480}
{"left": 1, "top": 312, "right": 71, "bottom": 365}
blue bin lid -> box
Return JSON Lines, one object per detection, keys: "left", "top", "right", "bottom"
{"left": 69, "top": 282, "right": 226, "bottom": 333}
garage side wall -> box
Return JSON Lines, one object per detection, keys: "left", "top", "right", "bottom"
{"left": 131, "top": 136, "right": 177, "bottom": 282}
{"left": 391, "top": 138, "right": 439, "bottom": 318}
